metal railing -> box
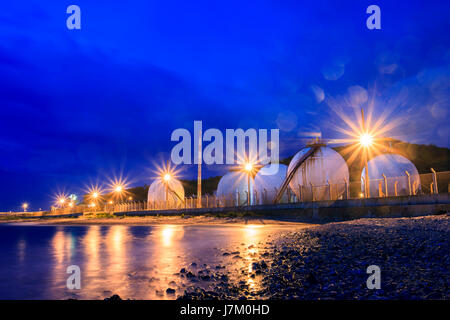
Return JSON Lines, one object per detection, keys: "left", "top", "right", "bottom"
{"left": 106, "top": 169, "right": 450, "bottom": 213}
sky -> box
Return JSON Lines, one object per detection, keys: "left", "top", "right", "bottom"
{"left": 0, "top": 0, "right": 449, "bottom": 210}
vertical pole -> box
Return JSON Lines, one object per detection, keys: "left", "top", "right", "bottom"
{"left": 361, "top": 108, "right": 370, "bottom": 197}
{"left": 247, "top": 174, "right": 251, "bottom": 206}
{"left": 394, "top": 181, "right": 398, "bottom": 196}
{"left": 361, "top": 176, "right": 366, "bottom": 198}
{"left": 382, "top": 174, "right": 388, "bottom": 197}
{"left": 344, "top": 179, "right": 349, "bottom": 200}
{"left": 197, "top": 126, "right": 202, "bottom": 208}
{"left": 327, "top": 180, "right": 332, "bottom": 200}
{"left": 165, "top": 183, "right": 168, "bottom": 204}
{"left": 405, "top": 170, "right": 412, "bottom": 196}
{"left": 165, "top": 159, "right": 169, "bottom": 209}
{"left": 431, "top": 168, "right": 438, "bottom": 194}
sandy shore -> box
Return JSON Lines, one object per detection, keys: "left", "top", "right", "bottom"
{"left": 1, "top": 215, "right": 317, "bottom": 226}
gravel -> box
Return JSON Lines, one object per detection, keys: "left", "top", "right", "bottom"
{"left": 179, "top": 215, "right": 450, "bottom": 300}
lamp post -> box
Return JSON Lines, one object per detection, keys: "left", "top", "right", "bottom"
{"left": 163, "top": 172, "right": 172, "bottom": 203}
{"left": 113, "top": 184, "right": 124, "bottom": 201}
{"left": 360, "top": 108, "right": 373, "bottom": 198}
{"left": 244, "top": 162, "right": 253, "bottom": 206}
{"left": 22, "top": 203, "right": 28, "bottom": 212}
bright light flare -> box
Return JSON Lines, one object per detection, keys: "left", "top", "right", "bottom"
{"left": 153, "top": 161, "right": 180, "bottom": 186}
{"left": 235, "top": 153, "right": 260, "bottom": 177}
{"left": 22, "top": 203, "right": 28, "bottom": 211}
{"left": 54, "top": 193, "right": 69, "bottom": 208}
{"left": 326, "top": 101, "right": 399, "bottom": 169}
{"left": 360, "top": 133, "right": 373, "bottom": 147}
{"left": 107, "top": 175, "right": 130, "bottom": 201}
{"left": 86, "top": 184, "right": 104, "bottom": 203}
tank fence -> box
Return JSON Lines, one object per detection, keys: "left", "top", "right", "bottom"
{"left": 103, "top": 170, "right": 450, "bottom": 213}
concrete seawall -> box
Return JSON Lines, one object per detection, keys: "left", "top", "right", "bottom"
{"left": 114, "top": 193, "right": 450, "bottom": 221}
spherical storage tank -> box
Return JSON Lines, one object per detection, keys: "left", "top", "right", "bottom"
{"left": 147, "top": 177, "right": 185, "bottom": 206}
{"left": 216, "top": 171, "right": 254, "bottom": 206}
{"left": 254, "top": 164, "right": 287, "bottom": 204}
{"left": 361, "top": 153, "right": 420, "bottom": 197}
{"left": 288, "top": 146, "right": 349, "bottom": 201}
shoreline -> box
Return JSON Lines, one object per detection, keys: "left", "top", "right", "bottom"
{"left": 180, "top": 214, "right": 450, "bottom": 300}
{"left": 0, "top": 215, "right": 320, "bottom": 226}
{"left": 0, "top": 214, "right": 447, "bottom": 299}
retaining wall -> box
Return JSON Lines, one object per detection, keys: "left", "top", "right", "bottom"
{"left": 113, "top": 193, "right": 450, "bottom": 221}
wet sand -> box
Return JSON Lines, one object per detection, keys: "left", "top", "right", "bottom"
{"left": 5, "top": 215, "right": 319, "bottom": 226}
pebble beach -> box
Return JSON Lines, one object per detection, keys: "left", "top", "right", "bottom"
{"left": 179, "top": 214, "right": 449, "bottom": 300}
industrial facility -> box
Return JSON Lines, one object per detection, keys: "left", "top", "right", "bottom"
{"left": 361, "top": 153, "right": 421, "bottom": 198}
{"left": 141, "top": 138, "right": 430, "bottom": 211}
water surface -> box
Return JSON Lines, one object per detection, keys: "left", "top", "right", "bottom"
{"left": 0, "top": 223, "right": 308, "bottom": 299}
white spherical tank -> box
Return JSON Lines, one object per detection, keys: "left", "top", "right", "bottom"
{"left": 254, "top": 164, "right": 287, "bottom": 204}
{"left": 147, "top": 178, "right": 185, "bottom": 207}
{"left": 216, "top": 171, "right": 254, "bottom": 206}
{"left": 288, "top": 146, "right": 349, "bottom": 201}
{"left": 361, "top": 153, "right": 420, "bottom": 197}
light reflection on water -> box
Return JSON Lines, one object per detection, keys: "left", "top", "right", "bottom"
{"left": 0, "top": 223, "right": 306, "bottom": 300}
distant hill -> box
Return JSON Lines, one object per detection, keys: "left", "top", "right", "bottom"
{"left": 335, "top": 139, "right": 450, "bottom": 182}
{"left": 280, "top": 139, "right": 449, "bottom": 183}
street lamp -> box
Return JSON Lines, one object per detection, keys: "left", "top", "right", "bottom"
{"left": 360, "top": 133, "right": 373, "bottom": 147}
{"left": 163, "top": 173, "right": 172, "bottom": 182}
{"left": 243, "top": 161, "right": 254, "bottom": 206}
{"left": 360, "top": 108, "right": 373, "bottom": 197}
{"left": 162, "top": 172, "right": 172, "bottom": 202}
{"left": 22, "top": 203, "right": 28, "bottom": 212}
{"left": 111, "top": 183, "right": 126, "bottom": 201}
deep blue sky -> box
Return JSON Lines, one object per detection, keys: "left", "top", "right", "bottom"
{"left": 0, "top": 0, "right": 449, "bottom": 210}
